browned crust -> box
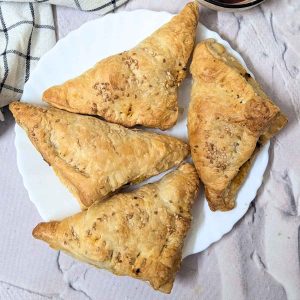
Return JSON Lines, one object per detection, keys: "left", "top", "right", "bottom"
{"left": 188, "top": 39, "right": 287, "bottom": 211}
{"left": 33, "top": 163, "right": 200, "bottom": 293}
{"left": 43, "top": 2, "right": 199, "bottom": 130}
{"left": 10, "top": 101, "right": 189, "bottom": 208}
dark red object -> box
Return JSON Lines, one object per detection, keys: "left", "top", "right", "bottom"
{"left": 218, "top": 0, "right": 245, "bottom": 3}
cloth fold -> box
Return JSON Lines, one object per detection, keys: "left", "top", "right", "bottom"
{"left": 0, "top": 0, "right": 128, "bottom": 120}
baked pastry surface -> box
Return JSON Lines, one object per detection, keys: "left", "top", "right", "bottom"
{"left": 43, "top": 2, "right": 199, "bottom": 130}
{"left": 33, "top": 163, "right": 200, "bottom": 293}
{"left": 188, "top": 39, "right": 287, "bottom": 211}
{"left": 10, "top": 102, "right": 189, "bottom": 208}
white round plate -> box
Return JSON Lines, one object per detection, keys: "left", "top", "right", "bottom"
{"left": 15, "top": 10, "right": 269, "bottom": 258}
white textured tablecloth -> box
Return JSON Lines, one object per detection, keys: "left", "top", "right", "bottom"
{"left": 1, "top": 1, "right": 299, "bottom": 299}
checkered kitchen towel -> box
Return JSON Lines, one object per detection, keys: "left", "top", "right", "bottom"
{"left": 0, "top": 0, "right": 128, "bottom": 120}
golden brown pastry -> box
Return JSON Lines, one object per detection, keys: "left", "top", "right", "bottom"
{"left": 10, "top": 102, "right": 189, "bottom": 208}
{"left": 42, "top": 2, "right": 199, "bottom": 130}
{"left": 33, "top": 163, "right": 199, "bottom": 293}
{"left": 188, "top": 39, "right": 287, "bottom": 212}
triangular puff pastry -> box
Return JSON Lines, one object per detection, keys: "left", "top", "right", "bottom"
{"left": 33, "top": 164, "right": 199, "bottom": 293}
{"left": 188, "top": 39, "right": 287, "bottom": 211}
{"left": 10, "top": 102, "right": 189, "bottom": 208}
{"left": 42, "top": 2, "right": 199, "bottom": 130}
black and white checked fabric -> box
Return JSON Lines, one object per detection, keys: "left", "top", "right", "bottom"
{"left": 0, "top": 0, "right": 128, "bottom": 120}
